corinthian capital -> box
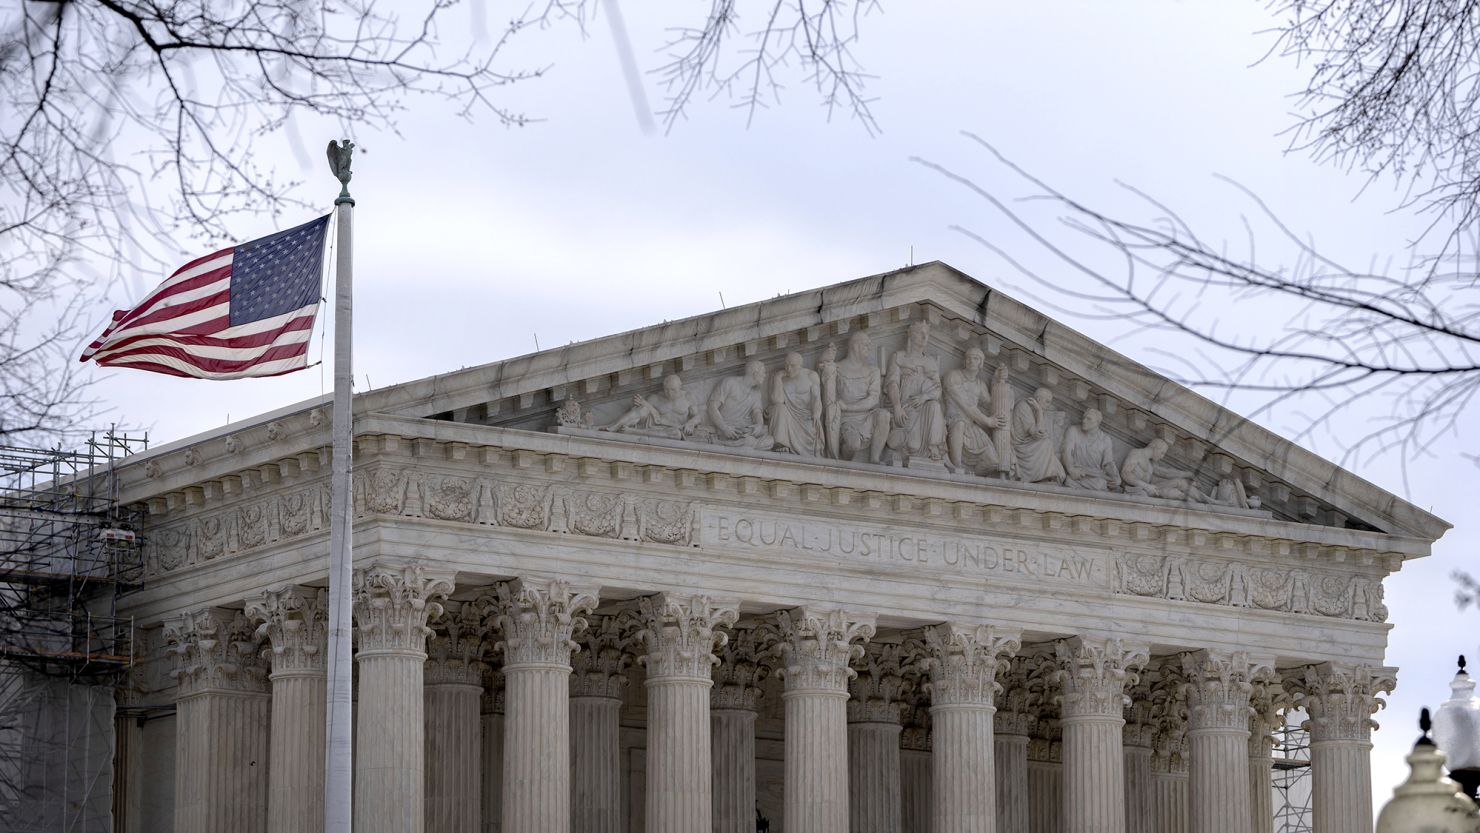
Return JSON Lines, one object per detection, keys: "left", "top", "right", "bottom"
{"left": 246, "top": 585, "right": 328, "bottom": 676}
{"left": 848, "top": 642, "right": 911, "bottom": 723}
{"left": 995, "top": 654, "right": 1043, "bottom": 736}
{"left": 772, "top": 607, "right": 876, "bottom": 693}
{"left": 166, "top": 607, "right": 267, "bottom": 696}
{"left": 1055, "top": 636, "right": 1149, "bottom": 719}
{"left": 1248, "top": 669, "right": 1288, "bottom": 758}
{"left": 489, "top": 577, "right": 599, "bottom": 668}
{"left": 426, "top": 600, "right": 489, "bottom": 686}
{"left": 910, "top": 624, "right": 1021, "bottom": 708}
{"left": 1287, "top": 662, "right": 1396, "bottom": 742}
{"left": 1181, "top": 650, "right": 1268, "bottom": 732}
{"left": 631, "top": 593, "right": 740, "bottom": 681}
{"left": 713, "top": 626, "right": 772, "bottom": 711}
{"left": 1148, "top": 658, "right": 1189, "bottom": 773}
{"left": 352, "top": 562, "right": 455, "bottom": 656}
{"left": 570, "top": 614, "right": 632, "bottom": 698}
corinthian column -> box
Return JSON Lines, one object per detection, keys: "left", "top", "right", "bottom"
{"left": 1122, "top": 677, "right": 1155, "bottom": 833}
{"left": 995, "top": 656, "right": 1039, "bottom": 833}
{"left": 425, "top": 601, "right": 489, "bottom": 833}
{"left": 569, "top": 615, "right": 630, "bottom": 833}
{"left": 491, "top": 578, "right": 599, "bottom": 833}
{"left": 633, "top": 593, "right": 739, "bottom": 833}
{"left": 1149, "top": 661, "right": 1189, "bottom": 833}
{"left": 774, "top": 607, "right": 877, "bottom": 833}
{"left": 847, "top": 643, "right": 909, "bottom": 833}
{"left": 1288, "top": 663, "right": 1396, "bottom": 833}
{"left": 247, "top": 586, "right": 328, "bottom": 833}
{"left": 915, "top": 624, "right": 1021, "bottom": 833}
{"left": 166, "top": 607, "right": 269, "bottom": 833}
{"left": 353, "top": 563, "right": 455, "bottom": 833}
{"left": 481, "top": 668, "right": 504, "bottom": 833}
{"left": 1182, "top": 651, "right": 1262, "bottom": 833}
{"left": 1055, "top": 637, "right": 1148, "bottom": 833}
{"left": 712, "top": 628, "right": 771, "bottom": 833}
{"left": 1247, "top": 674, "right": 1285, "bottom": 833}
{"left": 900, "top": 702, "right": 933, "bottom": 833}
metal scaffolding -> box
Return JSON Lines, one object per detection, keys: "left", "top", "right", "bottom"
{"left": 0, "top": 430, "right": 147, "bottom": 832}
{"left": 1273, "top": 713, "right": 1315, "bottom": 833}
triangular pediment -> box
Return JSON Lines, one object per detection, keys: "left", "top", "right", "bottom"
{"left": 355, "top": 262, "right": 1448, "bottom": 541}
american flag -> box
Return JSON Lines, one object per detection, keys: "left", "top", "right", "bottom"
{"left": 81, "top": 216, "right": 331, "bottom": 379}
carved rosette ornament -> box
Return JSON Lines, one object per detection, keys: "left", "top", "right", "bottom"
{"left": 772, "top": 608, "right": 877, "bottom": 692}
{"left": 352, "top": 563, "right": 455, "bottom": 656}
{"left": 570, "top": 614, "right": 632, "bottom": 698}
{"left": 1288, "top": 662, "right": 1398, "bottom": 742}
{"left": 631, "top": 593, "right": 740, "bottom": 681}
{"left": 995, "top": 655, "right": 1042, "bottom": 737}
{"left": 490, "top": 577, "right": 599, "bottom": 668}
{"left": 246, "top": 585, "right": 328, "bottom": 677}
{"left": 166, "top": 606, "right": 268, "bottom": 695}
{"left": 425, "top": 600, "right": 489, "bottom": 686}
{"left": 1054, "top": 636, "right": 1149, "bottom": 718}
{"left": 911, "top": 624, "right": 1022, "bottom": 708}
{"left": 713, "top": 626, "right": 772, "bottom": 711}
{"left": 1181, "top": 650, "right": 1262, "bottom": 731}
{"left": 848, "top": 643, "right": 910, "bottom": 723}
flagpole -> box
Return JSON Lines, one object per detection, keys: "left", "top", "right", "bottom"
{"left": 325, "top": 139, "right": 356, "bottom": 833}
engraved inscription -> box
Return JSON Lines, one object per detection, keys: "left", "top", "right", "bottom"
{"left": 702, "top": 510, "right": 1109, "bottom": 589}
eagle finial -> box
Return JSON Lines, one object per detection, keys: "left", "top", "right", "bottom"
{"left": 326, "top": 139, "right": 355, "bottom": 205}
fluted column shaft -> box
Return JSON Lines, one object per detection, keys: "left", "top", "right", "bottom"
{"left": 426, "top": 671, "right": 482, "bottom": 833}
{"left": 492, "top": 578, "right": 599, "bottom": 833}
{"left": 570, "top": 615, "right": 629, "bottom": 833}
{"left": 1123, "top": 744, "right": 1153, "bottom": 833}
{"left": 1055, "top": 638, "right": 1147, "bottom": 833}
{"left": 569, "top": 696, "right": 622, "bottom": 833}
{"left": 1150, "top": 769, "right": 1188, "bottom": 833}
{"left": 353, "top": 565, "right": 455, "bottom": 833}
{"left": 270, "top": 672, "right": 326, "bottom": 831}
{"left": 900, "top": 741, "right": 932, "bottom": 833}
{"left": 503, "top": 664, "right": 571, "bottom": 832}
{"left": 712, "top": 627, "right": 769, "bottom": 833}
{"left": 247, "top": 587, "right": 329, "bottom": 833}
{"left": 1026, "top": 757, "right": 1062, "bottom": 833}
{"left": 481, "top": 672, "right": 504, "bottom": 833}
{"left": 776, "top": 608, "right": 877, "bottom": 833}
{"left": 994, "top": 732, "right": 1030, "bottom": 833}
{"left": 167, "top": 607, "right": 269, "bottom": 833}
{"left": 1290, "top": 663, "right": 1395, "bottom": 833}
{"left": 635, "top": 594, "right": 738, "bottom": 833}
{"left": 1183, "top": 652, "right": 1257, "bottom": 833}
{"left": 712, "top": 709, "right": 758, "bottom": 833}
{"left": 1249, "top": 744, "right": 1273, "bottom": 833}
{"left": 849, "top": 721, "right": 902, "bottom": 832}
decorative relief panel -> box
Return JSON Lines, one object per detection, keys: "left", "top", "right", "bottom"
{"left": 1113, "top": 552, "right": 1386, "bottom": 622}
{"left": 144, "top": 469, "right": 701, "bottom": 577}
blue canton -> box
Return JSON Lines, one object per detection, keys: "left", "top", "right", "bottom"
{"left": 228, "top": 215, "right": 330, "bottom": 325}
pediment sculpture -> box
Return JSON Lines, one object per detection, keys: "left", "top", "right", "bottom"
{"left": 562, "top": 319, "right": 1263, "bottom": 512}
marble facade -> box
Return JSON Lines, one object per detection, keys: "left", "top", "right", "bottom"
{"left": 111, "top": 263, "right": 1448, "bottom": 833}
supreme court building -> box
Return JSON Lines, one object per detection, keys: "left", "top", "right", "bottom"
{"left": 111, "top": 263, "right": 1449, "bottom": 833}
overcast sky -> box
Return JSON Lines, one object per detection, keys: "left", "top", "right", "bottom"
{"left": 81, "top": 1, "right": 1473, "bottom": 805}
